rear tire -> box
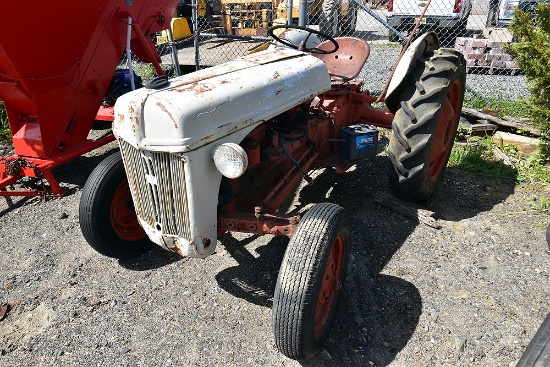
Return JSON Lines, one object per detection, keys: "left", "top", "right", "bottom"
{"left": 320, "top": 0, "right": 338, "bottom": 37}
{"left": 389, "top": 28, "right": 401, "bottom": 42}
{"left": 486, "top": 1, "right": 498, "bottom": 26}
{"left": 340, "top": 3, "right": 358, "bottom": 35}
{"left": 273, "top": 203, "right": 351, "bottom": 360}
{"left": 79, "top": 151, "right": 153, "bottom": 259}
{"left": 387, "top": 49, "right": 466, "bottom": 202}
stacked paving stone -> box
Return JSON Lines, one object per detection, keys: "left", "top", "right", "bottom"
{"left": 455, "top": 33, "right": 518, "bottom": 74}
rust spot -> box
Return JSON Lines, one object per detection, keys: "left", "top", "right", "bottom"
{"left": 191, "top": 84, "right": 213, "bottom": 94}
{"left": 272, "top": 71, "right": 280, "bottom": 79}
{"left": 174, "top": 85, "right": 195, "bottom": 93}
{"left": 168, "top": 245, "right": 185, "bottom": 257}
{"left": 197, "top": 133, "right": 215, "bottom": 144}
{"left": 199, "top": 234, "right": 211, "bottom": 248}
{"left": 133, "top": 117, "right": 139, "bottom": 126}
{"left": 116, "top": 113, "right": 125, "bottom": 123}
{"left": 155, "top": 102, "right": 178, "bottom": 129}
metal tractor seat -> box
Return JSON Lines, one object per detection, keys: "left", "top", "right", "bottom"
{"left": 314, "top": 37, "right": 370, "bottom": 82}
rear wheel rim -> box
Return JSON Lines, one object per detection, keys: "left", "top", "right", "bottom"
{"left": 110, "top": 181, "right": 146, "bottom": 241}
{"left": 314, "top": 235, "right": 345, "bottom": 335}
{"left": 428, "top": 78, "right": 463, "bottom": 181}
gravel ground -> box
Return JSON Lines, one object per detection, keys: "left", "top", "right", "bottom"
{"left": 362, "top": 46, "right": 530, "bottom": 100}
{"left": 0, "top": 48, "right": 546, "bottom": 366}
{"left": 0, "top": 134, "right": 549, "bottom": 366}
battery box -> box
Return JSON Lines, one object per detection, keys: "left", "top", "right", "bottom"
{"left": 338, "top": 124, "right": 378, "bottom": 160}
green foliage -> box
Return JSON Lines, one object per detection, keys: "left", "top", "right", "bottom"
{"left": 449, "top": 137, "right": 550, "bottom": 184}
{"left": 519, "top": 150, "right": 550, "bottom": 183}
{"left": 449, "top": 138, "right": 518, "bottom": 181}
{"left": 463, "top": 93, "right": 532, "bottom": 119}
{"left": 0, "top": 100, "right": 10, "bottom": 142}
{"left": 534, "top": 194, "right": 550, "bottom": 213}
{"left": 504, "top": 4, "right": 550, "bottom": 135}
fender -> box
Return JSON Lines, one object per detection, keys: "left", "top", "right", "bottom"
{"left": 385, "top": 32, "right": 440, "bottom": 114}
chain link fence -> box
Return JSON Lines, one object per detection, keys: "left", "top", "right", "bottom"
{"left": 119, "top": 0, "right": 530, "bottom": 103}
{"left": 190, "top": 0, "right": 525, "bottom": 95}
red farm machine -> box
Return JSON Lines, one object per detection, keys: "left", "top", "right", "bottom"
{"left": 0, "top": 0, "right": 179, "bottom": 196}
{"left": 0, "top": 2, "right": 466, "bottom": 360}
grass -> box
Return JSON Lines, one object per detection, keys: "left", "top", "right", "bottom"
{"left": 458, "top": 91, "right": 550, "bottom": 186}
{"left": 535, "top": 195, "right": 550, "bottom": 213}
{"left": 463, "top": 93, "right": 532, "bottom": 119}
{"left": 449, "top": 137, "right": 550, "bottom": 212}
{"left": 449, "top": 136, "right": 550, "bottom": 184}
{"left": 0, "top": 100, "right": 10, "bottom": 143}
{"left": 371, "top": 42, "right": 401, "bottom": 49}
{"left": 449, "top": 138, "right": 519, "bottom": 181}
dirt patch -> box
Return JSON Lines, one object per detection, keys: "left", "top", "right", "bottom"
{"left": 0, "top": 304, "right": 53, "bottom": 355}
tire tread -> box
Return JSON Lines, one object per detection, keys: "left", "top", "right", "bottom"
{"left": 273, "top": 203, "right": 350, "bottom": 359}
{"left": 387, "top": 49, "right": 466, "bottom": 201}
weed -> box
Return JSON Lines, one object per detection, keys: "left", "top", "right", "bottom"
{"left": 505, "top": 3, "right": 550, "bottom": 135}
{"left": 449, "top": 139, "right": 518, "bottom": 181}
{"left": 450, "top": 137, "right": 550, "bottom": 184}
{"left": 463, "top": 92, "right": 532, "bottom": 119}
{"left": 0, "top": 100, "right": 10, "bottom": 142}
{"left": 518, "top": 152, "right": 550, "bottom": 183}
{"left": 534, "top": 195, "right": 550, "bottom": 213}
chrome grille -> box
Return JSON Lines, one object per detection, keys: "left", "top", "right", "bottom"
{"left": 118, "top": 140, "right": 191, "bottom": 239}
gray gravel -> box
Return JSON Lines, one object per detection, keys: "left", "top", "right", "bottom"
{"left": 0, "top": 137, "right": 549, "bottom": 366}
{"left": 0, "top": 47, "right": 545, "bottom": 366}
{"left": 362, "top": 45, "right": 530, "bottom": 100}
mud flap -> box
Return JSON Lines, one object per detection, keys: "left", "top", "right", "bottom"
{"left": 516, "top": 313, "right": 550, "bottom": 367}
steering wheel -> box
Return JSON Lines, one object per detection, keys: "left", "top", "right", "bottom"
{"left": 268, "top": 25, "right": 339, "bottom": 54}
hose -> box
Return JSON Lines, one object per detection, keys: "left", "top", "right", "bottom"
{"left": 276, "top": 131, "right": 313, "bottom": 183}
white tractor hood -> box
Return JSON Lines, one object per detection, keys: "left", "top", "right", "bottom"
{"left": 113, "top": 49, "right": 331, "bottom": 153}
{"left": 111, "top": 48, "right": 331, "bottom": 258}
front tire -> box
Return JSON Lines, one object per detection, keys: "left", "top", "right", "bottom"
{"left": 273, "top": 203, "right": 351, "bottom": 360}
{"left": 79, "top": 151, "right": 153, "bottom": 259}
{"left": 387, "top": 49, "right": 466, "bottom": 202}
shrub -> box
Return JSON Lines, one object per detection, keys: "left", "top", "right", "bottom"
{"left": 0, "top": 100, "right": 10, "bottom": 142}
{"left": 504, "top": 3, "right": 550, "bottom": 136}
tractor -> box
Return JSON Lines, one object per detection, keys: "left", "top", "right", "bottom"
{"left": 78, "top": 25, "right": 466, "bottom": 359}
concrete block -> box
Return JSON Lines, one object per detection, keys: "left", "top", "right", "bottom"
{"left": 472, "top": 39, "right": 488, "bottom": 47}
{"left": 459, "top": 38, "right": 473, "bottom": 47}
{"left": 491, "top": 60, "right": 508, "bottom": 68}
{"left": 483, "top": 28, "right": 514, "bottom": 43}
{"left": 493, "top": 132, "right": 540, "bottom": 157}
{"left": 466, "top": 53, "right": 486, "bottom": 60}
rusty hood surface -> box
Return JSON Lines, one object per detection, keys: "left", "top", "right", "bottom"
{"left": 113, "top": 49, "right": 331, "bottom": 153}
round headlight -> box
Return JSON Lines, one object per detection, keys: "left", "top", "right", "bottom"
{"left": 211, "top": 143, "right": 248, "bottom": 178}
